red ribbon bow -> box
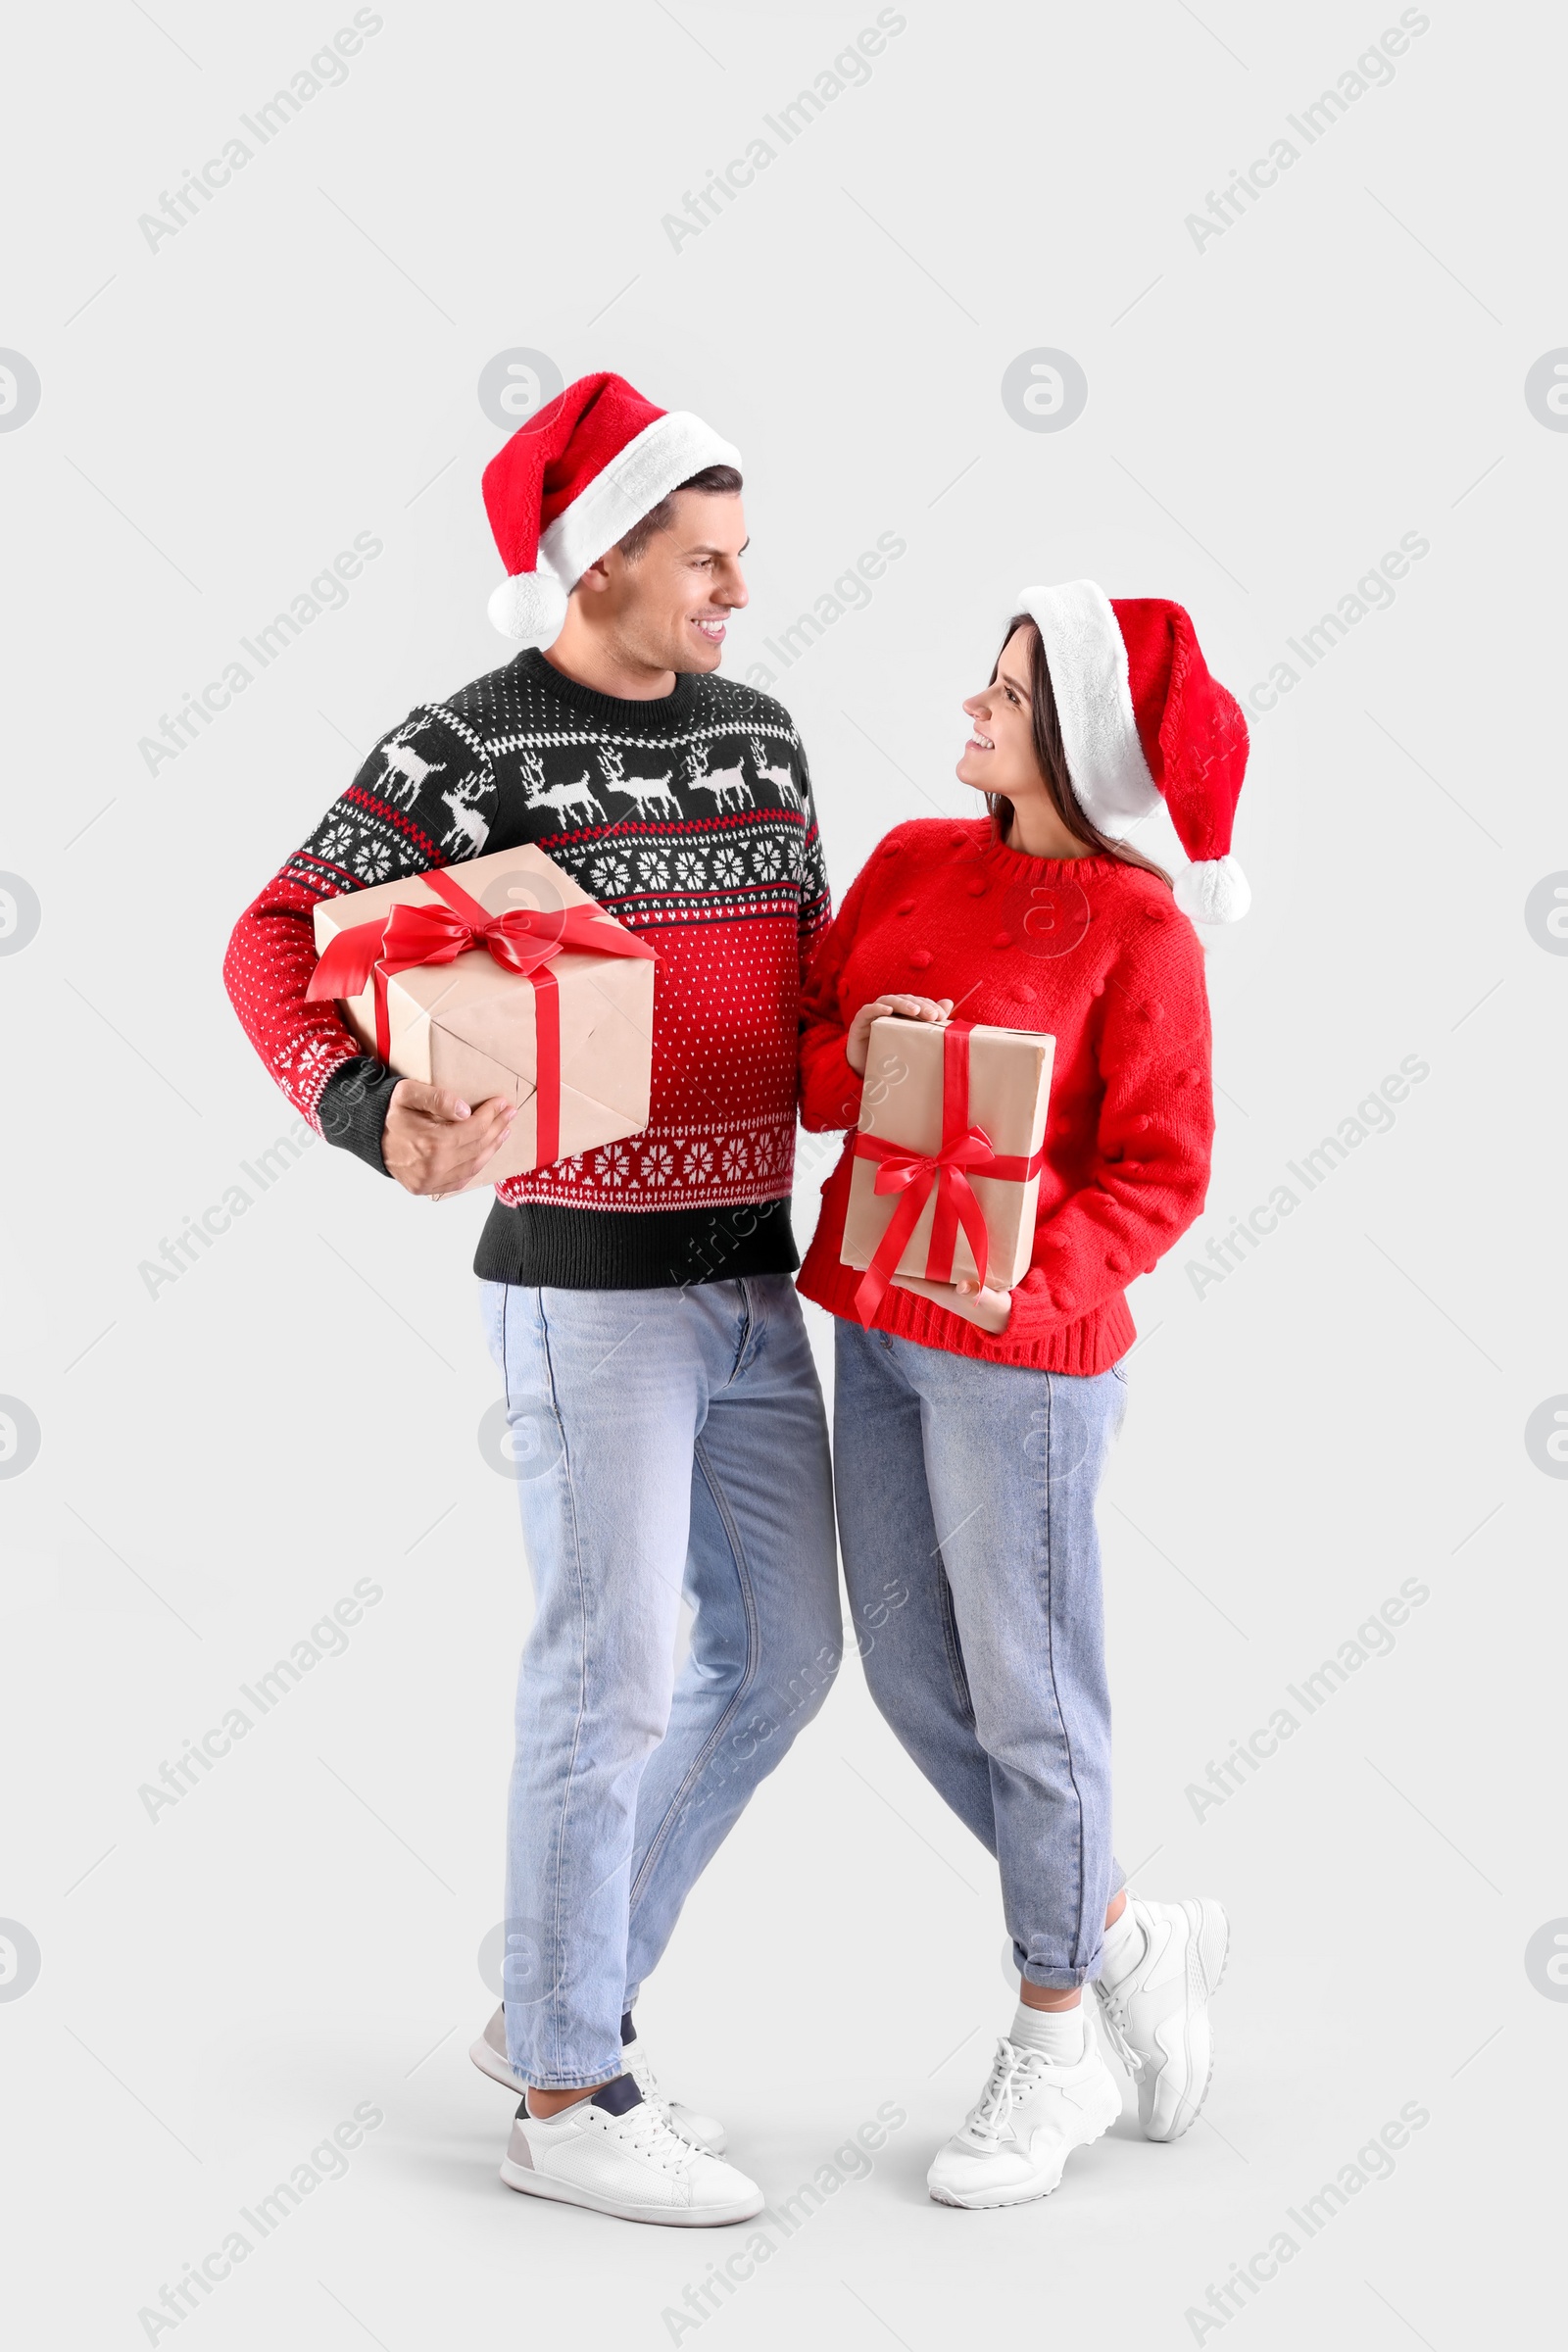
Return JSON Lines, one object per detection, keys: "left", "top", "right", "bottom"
{"left": 851, "top": 1019, "right": 1041, "bottom": 1329}
{"left": 307, "top": 865, "right": 654, "bottom": 1167}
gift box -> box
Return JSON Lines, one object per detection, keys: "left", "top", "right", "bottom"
{"left": 841, "top": 1015, "right": 1054, "bottom": 1328}
{"left": 309, "top": 846, "right": 655, "bottom": 1189}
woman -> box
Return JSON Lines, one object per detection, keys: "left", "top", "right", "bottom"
{"left": 797, "top": 581, "right": 1250, "bottom": 2209}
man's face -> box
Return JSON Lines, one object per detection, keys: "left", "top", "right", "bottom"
{"left": 592, "top": 491, "right": 749, "bottom": 674}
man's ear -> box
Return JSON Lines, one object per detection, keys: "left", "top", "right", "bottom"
{"left": 573, "top": 553, "right": 615, "bottom": 598}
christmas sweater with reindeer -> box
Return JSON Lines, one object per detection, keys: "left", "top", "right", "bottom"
{"left": 223, "top": 650, "right": 830, "bottom": 1289}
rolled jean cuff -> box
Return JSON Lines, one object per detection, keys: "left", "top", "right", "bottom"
{"left": 1017, "top": 1962, "right": 1093, "bottom": 1991}
{"left": 510, "top": 2053, "right": 627, "bottom": 2093}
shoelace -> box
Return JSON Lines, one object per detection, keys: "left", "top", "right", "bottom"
{"left": 625, "top": 2052, "right": 694, "bottom": 2141}
{"left": 626, "top": 2049, "right": 664, "bottom": 2110}
{"left": 599, "top": 2100, "right": 705, "bottom": 2174}
{"left": 964, "top": 2038, "right": 1048, "bottom": 2145}
{"left": 1093, "top": 1979, "right": 1144, "bottom": 2079}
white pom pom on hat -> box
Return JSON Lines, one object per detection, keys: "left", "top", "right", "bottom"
{"left": 1173, "top": 854, "right": 1251, "bottom": 925}
{"left": 486, "top": 570, "right": 568, "bottom": 647}
{"left": 481, "top": 370, "right": 742, "bottom": 649}
{"left": 1015, "top": 580, "right": 1253, "bottom": 922}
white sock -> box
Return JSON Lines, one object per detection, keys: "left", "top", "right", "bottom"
{"left": 1101, "top": 1899, "right": 1146, "bottom": 1982}
{"left": 1010, "top": 2000, "right": 1085, "bottom": 2063}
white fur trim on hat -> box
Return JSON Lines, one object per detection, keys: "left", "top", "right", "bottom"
{"left": 1174, "top": 854, "right": 1250, "bottom": 924}
{"left": 1016, "top": 579, "right": 1159, "bottom": 837}
{"left": 540, "top": 410, "right": 742, "bottom": 593}
{"left": 487, "top": 569, "right": 570, "bottom": 647}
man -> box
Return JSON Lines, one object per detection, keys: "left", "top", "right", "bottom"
{"left": 224, "top": 372, "right": 841, "bottom": 2227}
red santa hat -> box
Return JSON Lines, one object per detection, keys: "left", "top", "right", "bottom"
{"left": 482, "top": 371, "right": 741, "bottom": 647}
{"left": 1017, "top": 579, "right": 1251, "bottom": 922}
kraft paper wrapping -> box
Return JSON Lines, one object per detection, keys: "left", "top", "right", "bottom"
{"left": 841, "top": 1015, "right": 1054, "bottom": 1301}
{"left": 312, "top": 844, "right": 654, "bottom": 1190}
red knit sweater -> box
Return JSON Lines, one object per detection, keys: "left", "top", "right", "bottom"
{"left": 796, "top": 818, "right": 1214, "bottom": 1372}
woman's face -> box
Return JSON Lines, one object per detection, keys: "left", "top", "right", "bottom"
{"left": 956, "top": 627, "right": 1044, "bottom": 804}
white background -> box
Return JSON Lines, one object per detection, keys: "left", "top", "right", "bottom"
{"left": 2, "top": 2, "right": 1563, "bottom": 2345}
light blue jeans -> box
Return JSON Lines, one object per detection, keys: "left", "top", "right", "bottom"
{"left": 482, "top": 1275, "right": 841, "bottom": 2089}
{"left": 833, "top": 1322, "right": 1128, "bottom": 1990}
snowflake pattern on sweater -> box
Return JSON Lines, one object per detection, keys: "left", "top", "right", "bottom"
{"left": 223, "top": 652, "right": 830, "bottom": 1210}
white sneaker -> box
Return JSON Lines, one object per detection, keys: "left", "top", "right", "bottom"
{"left": 468, "top": 2005, "right": 727, "bottom": 2154}
{"left": 469, "top": 2005, "right": 526, "bottom": 2094}
{"left": 926, "top": 2029, "right": 1122, "bottom": 2209}
{"left": 1093, "top": 1896, "right": 1229, "bottom": 2141}
{"left": 500, "top": 2076, "right": 761, "bottom": 2227}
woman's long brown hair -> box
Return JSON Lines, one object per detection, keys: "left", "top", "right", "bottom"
{"left": 987, "top": 612, "right": 1171, "bottom": 889}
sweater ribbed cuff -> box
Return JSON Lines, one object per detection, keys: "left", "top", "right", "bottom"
{"left": 801, "top": 1038, "right": 863, "bottom": 1136}
{"left": 317, "top": 1055, "right": 399, "bottom": 1176}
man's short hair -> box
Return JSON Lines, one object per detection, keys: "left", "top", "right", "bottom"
{"left": 616, "top": 465, "right": 743, "bottom": 563}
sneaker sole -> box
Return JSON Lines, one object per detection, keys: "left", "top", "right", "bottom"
{"left": 927, "top": 2078, "right": 1122, "bottom": 2210}
{"left": 1144, "top": 1899, "right": 1230, "bottom": 2144}
{"left": 500, "top": 2158, "right": 761, "bottom": 2227}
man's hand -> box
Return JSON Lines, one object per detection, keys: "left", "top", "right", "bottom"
{"left": 382, "top": 1079, "right": 516, "bottom": 1196}
{"left": 845, "top": 994, "right": 953, "bottom": 1077}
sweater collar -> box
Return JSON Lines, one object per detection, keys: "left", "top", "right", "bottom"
{"left": 979, "top": 819, "right": 1121, "bottom": 886}
{"left": 515, "top": 647, "right": 699, "bottom": 736}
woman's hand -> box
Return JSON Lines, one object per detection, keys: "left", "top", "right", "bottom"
{"left": 955, "top": 1277, "right": 1013, "bottom": 1307}
{"left": 845, "top": 994, "right": 954, "bottom": 1077}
